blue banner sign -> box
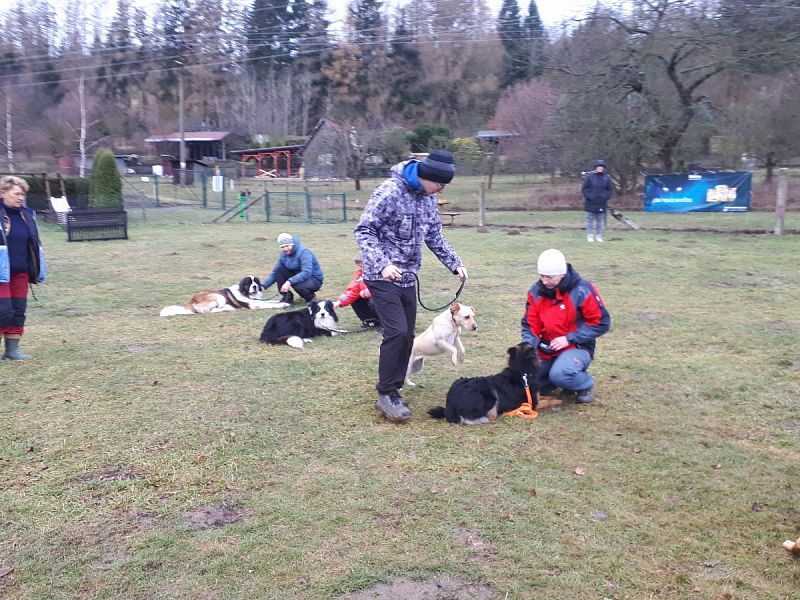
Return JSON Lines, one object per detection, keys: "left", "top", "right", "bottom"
{"left": 644, "top": 172, "right": 752, "bottom": 212}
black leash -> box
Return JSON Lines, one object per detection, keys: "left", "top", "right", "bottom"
{"left": 407, "top": 271, "right": 466, "bottom": 312}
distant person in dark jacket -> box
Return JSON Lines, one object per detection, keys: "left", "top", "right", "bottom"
{"left": 262, "top": 233, "right": 324, "bottom": 304}
{"left": 1, "top": 176, "right": 47, "bottom": 360}
{"left": 581, "top": 159, "right": 613, "bottom": 243}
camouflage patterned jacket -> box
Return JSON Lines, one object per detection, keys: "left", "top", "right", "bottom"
{"left": 354, "top": 161, "right": 462, "bottom": 287}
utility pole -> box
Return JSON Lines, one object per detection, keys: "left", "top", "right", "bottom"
{"left": 178, "top": 70, "right": 187, "bottom": 185}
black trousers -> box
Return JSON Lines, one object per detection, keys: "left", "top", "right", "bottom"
{"left": 271, "top": 264, "right": 321, "bottom": 302}
{"left": 365, "top": 281, "right": 417, "bottom": 394}
{"left": 350, "top": 298, "right": 380, "bottom": 323}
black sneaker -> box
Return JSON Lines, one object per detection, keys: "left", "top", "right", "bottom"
{"left": 281, "top": 292, "right": 294, "bottom": 304}
{"left": 375, "top": 392, "right": 412, "bottom": 422}
{"left": 361, "top": 318, "right": 380, "bottom": 328}
{"left": 575, "top": 387, "right": 594, "bottom": 404}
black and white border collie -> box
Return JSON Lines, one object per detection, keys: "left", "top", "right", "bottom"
{"left": 160, "top": 276, "right": 288, "bottom": 317}
{"left": 428, "top": 342, "right": 540, "bottom": 425}
{"left": 259, "top": 299, "right": 343, "bottom": 348}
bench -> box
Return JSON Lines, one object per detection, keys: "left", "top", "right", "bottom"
{"left": 67, "top": 209, "right": 128, "bottom": 242}
{"left": 49, "top": 196, "right": 72, "bottom": 227}
{"left": 441, "top": 212, "right": 461, "bottom": 226}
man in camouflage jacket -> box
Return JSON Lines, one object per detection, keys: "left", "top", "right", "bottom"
{"left": 354, "top": 150, "right": 468, "bottom": 422}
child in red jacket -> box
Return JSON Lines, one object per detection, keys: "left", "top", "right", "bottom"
{"left": 334, "top": 254, "right": 381, "bottom": 327}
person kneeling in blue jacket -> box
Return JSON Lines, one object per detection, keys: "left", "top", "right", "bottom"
{"left": 262, "top": 233, "right": 324, "bottom": 304}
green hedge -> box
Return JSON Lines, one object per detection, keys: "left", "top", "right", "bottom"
{"left": 0, "top": 174, "right": 90, "bottom": 211}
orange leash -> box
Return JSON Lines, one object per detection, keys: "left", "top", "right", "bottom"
{"left": 503, "top": 374, "right": 538, "bottom": 420}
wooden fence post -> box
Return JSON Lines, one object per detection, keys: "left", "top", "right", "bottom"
{"left": 478, "top": 181, "right": 486, "bottom": 227}
{"left": 774, "top": 168, "right": 787, "bottom": 236}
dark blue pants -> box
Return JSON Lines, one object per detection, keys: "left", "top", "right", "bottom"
{"left": 270, "top": 264, "right": 321, "bottom": 302}
{"left": 539, "top": 349, "right": 594, "bottom": 393}
{"left": 365, "top": 281, "right": 416, "bottom": 394}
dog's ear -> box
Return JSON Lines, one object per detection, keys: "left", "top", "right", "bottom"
{"left": 450, "top": 303, "right": 460, "bottom": 316}
{"left": 253, "top": 276, "right": 261, "bottom": 286}
{"left": 507, "top": 345, "right": 516, "bottom": 358}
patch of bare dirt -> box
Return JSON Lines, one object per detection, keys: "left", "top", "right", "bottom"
{"left": 774, "top": 419, "right": 800, "bottom": 435}
{"left": 72, "top": 465, "right": 143, "bottom": 484}
{"left": 184, "top": 503, "right": 246, "bottom": 529}
{"left": 340, "top": 576, "right": 499, "bottom": 600}
{"left": 451, "top": 527, "right": 496, "bottom": 563}
{"left": 124, "top": 344, "right": 161, "bottom": 353}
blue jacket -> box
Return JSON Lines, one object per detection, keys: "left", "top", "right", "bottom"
{"left": 0, "top": 204, "right": 46, "bottom": 284}
{"left": 581, "top": 171, "right": 613, "bottom": 212}
{"left": 262, "top": 235, "right": 324, "bottom": 288}
{"left": 354, "top": 161, "right": 462, "bottom": 287}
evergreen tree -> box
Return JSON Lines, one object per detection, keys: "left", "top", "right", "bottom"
{"left": 524, "top": 0, "right": 547, "bottom": 78}
{"left": 247, "top": 0, "right": 290, "bottom": 80}
{"left": 155, "top": 0, "right": 193, "bottom": 103}
{"left": 346, "top": 0, "right": 388, "bottom": 117}
{"left": 497, "top": 0, "right": 528, "bottom": 87}
{"left": 89, "top": 150, "right": 123, "bottom": 208}
{"left": 290, "top": 0, "right": 330, "bottom": 133}
{"left": 385, "top": 10, "right": 424, "bottom": 121}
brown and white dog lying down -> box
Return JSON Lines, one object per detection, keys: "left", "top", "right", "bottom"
{"left": 404, "top": 302, "right": 477, "bottom": 386}
{"left": 159, "top": 275, "right": 288, "bottom": 316}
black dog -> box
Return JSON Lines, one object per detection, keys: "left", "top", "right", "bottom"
{"left": 428, "top": 342, "right": 540, "bottom": 425}
{"left": 259, "top": 300, "right": 341, "bottom": 348}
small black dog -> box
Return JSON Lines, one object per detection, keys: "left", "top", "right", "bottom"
{"left": 259, "top": 300, "right": 341, "bottom": 348}
{"left": 428, "top": 342, "right": 540, "bottom": 425}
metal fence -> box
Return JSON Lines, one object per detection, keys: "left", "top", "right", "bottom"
{"left": 121, "top": 172, "right": 348, "bottom": 223}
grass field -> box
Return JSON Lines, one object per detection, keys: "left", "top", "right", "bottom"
{"left": 1, "top": 208, "right": 799, "bottom": 599}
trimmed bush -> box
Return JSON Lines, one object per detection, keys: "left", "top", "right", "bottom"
{"left": 89, "top": 150, "right": 123, "bottom": 208}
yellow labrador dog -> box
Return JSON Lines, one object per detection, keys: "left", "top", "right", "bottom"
{"left": 404, "top": 303, "right": 478, "bottom": 386}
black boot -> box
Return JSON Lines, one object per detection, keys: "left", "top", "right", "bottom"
{"left": 281, "top": 291, "right": 294, "bottom": 304}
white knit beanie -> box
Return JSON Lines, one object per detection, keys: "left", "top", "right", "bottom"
{"left": 276, "top": 232, "right": 294, "bottom": 247}
{"left": 537, "top": 249, "right": 567, "bottom": 276}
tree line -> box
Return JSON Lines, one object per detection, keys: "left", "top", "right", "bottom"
{"left": 1, "top": 0, "right": 799, "bottom": 191}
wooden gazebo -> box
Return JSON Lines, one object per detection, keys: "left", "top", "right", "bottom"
{"left": 229, "top": 145, "right": 304, "bottom": 178}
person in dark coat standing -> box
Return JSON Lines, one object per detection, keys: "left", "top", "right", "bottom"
{"left": 0, "top": 176, "right": 47, "bottom": 360}
{"left": 581, "top": 159, "right": 613, "bottom": 243}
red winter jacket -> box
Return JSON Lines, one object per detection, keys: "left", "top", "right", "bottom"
{"left": 337, "top": 267, "right": 372, "bottom": 308}
{"left": 521, "top": 265, "right": 610, "bottom": 360}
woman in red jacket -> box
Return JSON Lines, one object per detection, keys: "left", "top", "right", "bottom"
{"left": 521, "top": 248, "right": 611, "bottom": 403}
{"left": 334, "top": 253, "right": 380, "bottom": 328}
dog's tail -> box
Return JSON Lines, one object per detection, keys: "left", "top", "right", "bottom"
{"left": 427, "top": 406, "right": 446, "bottom": 419}
{"left": 160, "top": 305, "right": 194, "bottom": 317}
